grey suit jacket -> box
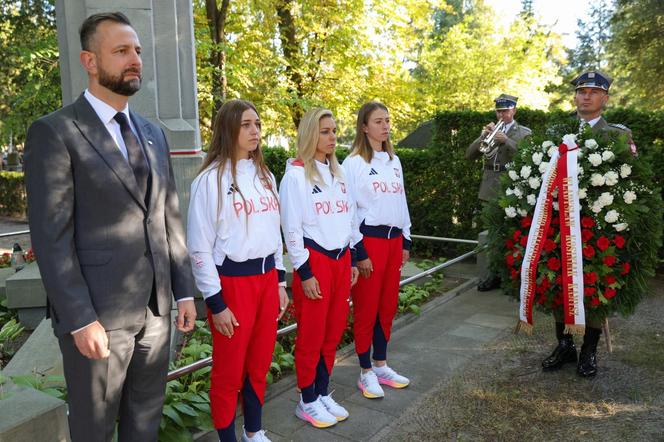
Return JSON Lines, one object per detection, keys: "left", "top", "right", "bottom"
{"left": 24, "top": 94, "right": 194, "bottom": 337}
{"left": 466, "top": 120, "right": 532, "bottom": 201}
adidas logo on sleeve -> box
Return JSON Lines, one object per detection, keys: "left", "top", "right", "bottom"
{"left": 227, "top": 183, "right": 238, "bottom": 195}
{"left": 369, "top": 168, "right": 378, "bottom": 176}
{"left": 312, "top": 185, "right": 323, "bottom": 194}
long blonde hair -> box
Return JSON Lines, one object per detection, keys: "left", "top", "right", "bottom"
{"left": 296, "top": 107, "right": 343, "bottom": 185}
{"left": 198, "top": 100, "right": 277, "bottom": 219}
{"left": 350, "top": 101, "right": 394, "bottom": 163}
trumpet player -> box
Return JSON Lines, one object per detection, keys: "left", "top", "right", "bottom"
{"left": 466, "top": 94, "right": 531, "bottom": 291}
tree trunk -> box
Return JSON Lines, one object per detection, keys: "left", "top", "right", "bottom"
{"left": 275, "top": 0, "right": 304, "bottom": 129}
{"left": 205, "top": 0, "right": 230, "bottom": 115}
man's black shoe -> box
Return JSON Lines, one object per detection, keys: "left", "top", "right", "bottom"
{"left": 477, "top": 274, "right": 500, "bottom": 291}
{"left": 577, "top": 327, "right": 601, "bottom": 378}
{"left": 542, "top": 322, "right": 577, "bottom": 371}
{"left": 542, "top": 340, "right": 577, "bottom": 370}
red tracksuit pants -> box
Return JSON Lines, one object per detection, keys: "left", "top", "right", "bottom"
{"left": 292, "top": 248, "right": 351, "bottom": 389}
{"left": 352, "top": 235, "right": 403, "bottom": 356}
{"left": 208, "top": 270, "right": 279, "bottom": 429}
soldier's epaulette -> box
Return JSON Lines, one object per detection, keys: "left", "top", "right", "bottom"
{"left": 608, "top": 123, "right": 631, "bottom": 132}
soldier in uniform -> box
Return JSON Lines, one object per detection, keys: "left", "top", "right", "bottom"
{"left": 542, "top": 70, "right": 634, "bottom": 378}
{"left": 467, "top": 94, "right": 532, "bottom": 291}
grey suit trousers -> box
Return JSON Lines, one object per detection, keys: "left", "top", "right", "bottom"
{"left": 58, "top": 307, "right": 170, "bottom": 442}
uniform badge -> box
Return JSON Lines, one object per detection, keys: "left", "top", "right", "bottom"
{"left": 339, "top": 182, "right": 346, "bottom": 193}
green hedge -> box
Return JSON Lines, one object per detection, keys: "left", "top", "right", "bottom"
{"left": 0, "top": 172, "right": 27, "bottom": 217}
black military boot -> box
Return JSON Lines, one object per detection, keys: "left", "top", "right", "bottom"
{"left": 477, "top": 273, "right": 501, "bottom": 291}
{"left": 542, "top": 322, "right": 577, "bottom": 371}
{"left": 577, "top": 327, "right": 602, "bottom": 378}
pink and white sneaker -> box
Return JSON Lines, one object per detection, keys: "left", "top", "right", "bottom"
{"left": 372, "top": 364, "right": 410, "bottom": 388}
{"left": 295, "top": 396, "right": 338, "bottom": 428}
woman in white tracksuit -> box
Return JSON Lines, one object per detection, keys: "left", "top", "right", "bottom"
{"left": 280, "top": 108, "right": 360, "bottom": 429}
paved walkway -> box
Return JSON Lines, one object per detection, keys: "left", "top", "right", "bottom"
{"left": 198, "top": 261, "right": 518, "bottom": 441}
{"left": 0, "top": 216, "right": 30, "bottom": 253}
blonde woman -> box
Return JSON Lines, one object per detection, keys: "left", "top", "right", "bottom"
{"left": 187, "top": 100, "right": 289, "bottom": 442}
{"left": 280, "top": 108, "right": 360, "bottom": 428}
{"left": 343, "top": 102, "right": 412, "bottom": 399}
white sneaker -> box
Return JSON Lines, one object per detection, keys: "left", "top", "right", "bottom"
{"left": 295, "top": 396, "right": 338, "bottom": 428}
{"left": 357, "top": 370, "right": 385, "bottom": 398}
{"left": 319, "top": 393, "right": 349, "bottom": 421}
{"left": 373, "top": 364, "right": 410, "bottom": 388}
{"left": 241, "top": 428, "right": 271, "bottom": 442}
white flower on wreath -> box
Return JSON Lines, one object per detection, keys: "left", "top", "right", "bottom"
{"left": 527, "top": 194, "right": 537, "bottom": 206}
{"left": 508, "top": 170, "right": 519, "bottom": 181}
{"left": 623, "top": 190, "right": 637, "bottom": 204}
{"left": 590, "top": 173, "right": 606, "bottom": 186}
{"left": 513, "top": 187, "right": 524, "bottom": 198}
{"left": 605, "top": 210, "right": 619, "bottom": 223}
{"left": 620, "top": 164, "right": 632, "bottom": 178}
{"left": 542, "top": 140, "right": 554, "bottom": 149}
{"left": 591, "top": 202, "right": 603, "bottom": 214}
{"left": 547, "top": 146, "right": 557, "bottom": 158}
{"left": 578, "top": 166, "right": 584, "bottom": 177}
{"left": 562, "top": 134, "right": 577, "bottom": 149}
{"left": 539, "top": 161, "right": 549, "bottom": 174}
{"left": 517, "top": 208, "right": 528, "bottom": 217}
{"left": 528, "top": 176, "right": 541, "bottom": 190}
{"left": 505, "top": 206, "right": 517, "bottom": 218}
{"left": 553, "top": 202, "right": 559, "bottom": 211}
{"left": 598, "top": 192, "right": 614, "bottom": 207}
{"left": 585, "top": 139, "right": 598, "bottom": 149}
{"left": 506, "top": 188, "right": 514, "bottom": 196}
{"left": 588, "top": 153, "right": 603, "bottom": 167}
{"left": 604, "top": 170, "right": 619, "bottom": 186}
{"left": 532, "top": 152, "right": 543, "bottom": 166}
{"left": 578, "top": 188, "right": 587, "bottom": 199}
{"left": 602, "top": 150, "right": 615, "bottom": 162}
{"left": 520, "top": 165, "right": 532, "bottom": 179}
{"left": 614, "top": 222, "right": 629, "bottom": 232}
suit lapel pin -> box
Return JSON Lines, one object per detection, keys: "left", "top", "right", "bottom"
{"left": 147, "top": 140, "right": 154, "bottom": 145}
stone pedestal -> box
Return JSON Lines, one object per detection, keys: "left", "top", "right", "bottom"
{"left": 55, "top": 0, "right": 203, "bottom": 215}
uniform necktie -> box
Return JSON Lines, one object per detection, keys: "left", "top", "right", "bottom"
{"left": 114, "top": 112, "right": 149, "bottom": 202}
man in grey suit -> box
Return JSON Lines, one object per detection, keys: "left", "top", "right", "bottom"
{"left": 467, "top": 94, "right": 531, "bottom": 291}
{"left": 24, "top": 12, "right": 196, "bottom": 441}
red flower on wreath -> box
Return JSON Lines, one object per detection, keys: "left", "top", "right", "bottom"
{"left": 582, "top": 245, "right": 596, "bottom": 258}
{"left": 596, "top": 236, "right": 610, "bottom": 251}
{"left": 581, "top": 216, "right": 595, "bottom": 228}
{"left": 581, "top": 229, "right": 593, "bottom": 243}
{"left": 603, "top": 255, "right": 617, "bottom": 267}
{"left": 552, "top": 216, "right": 560, "bottom": 226}
{"left": 584, "top": 287, "right": 597, "bottom": 297}
{"left": 543, "top": 239, "right": 557, "bottom": 253}
{"left": 505, "top": 239, "right": 514, "bottom": 249}
{"left": 590, "top": 297, "right": 600, "bottom": 307}
{"left": 604, "top": 275, "right": 617, "bottom": 285}
{"left": 521, "top": 216, "right": 532, "bottom": 228}
{"left": 519, "top": 236, "right": 528, "bottom": 247}
{"left": 621, "top": 262, "right": 631, "bottom": 275}
{"left": 613, "top": 235, "right": 626, "bottom": 249}
{"left": 547, "top": 227, "right": 556, "bottom": 237}
{"left": 547, "top": 257, "right": 561, "bottom": 271}
{"left": 510, "top": 268, "right": 519, "bottom": 280}
{"left": 506, "top": 254, "right": 515, "bottom": 267}
{"left": 584, "top": 272, "right": 599, "bottom": 284}
{"left": 605, "top": 288, "right": 617, "bottom": 299}
{"left": 513, "top": 230, "right": 522, "bottom": 241}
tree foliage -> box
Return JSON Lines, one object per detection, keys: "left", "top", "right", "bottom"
{"left": 0, "top": 0, "right": 60, "bottom": 144}
{"left": 609, "top": 0, "right": 664, "bottom": 110}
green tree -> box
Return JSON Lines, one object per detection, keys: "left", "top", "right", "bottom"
{"left": 609, "top": 0, "right": 664, "bottom": 110}
{"left": 0, "top": 0, "right": 60, "bottom": 145}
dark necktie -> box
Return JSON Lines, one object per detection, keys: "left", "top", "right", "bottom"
{"left": 114, "top": 112, "right": 149, "bottom": 202}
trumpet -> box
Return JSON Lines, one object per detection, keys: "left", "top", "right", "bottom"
{"left": 479, "top": 120, "right": 505, "bottom": 153}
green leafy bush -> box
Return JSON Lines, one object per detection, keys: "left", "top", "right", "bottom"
{"left": 0, "top": 171, "right": 26, "bottom": 217}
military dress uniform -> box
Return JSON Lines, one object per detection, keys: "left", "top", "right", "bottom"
{"left": 543, "top": 70, "right": 635, "bottom": 378}
{"left": 466, "top": 94, "right": 531, "bottom": 290}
